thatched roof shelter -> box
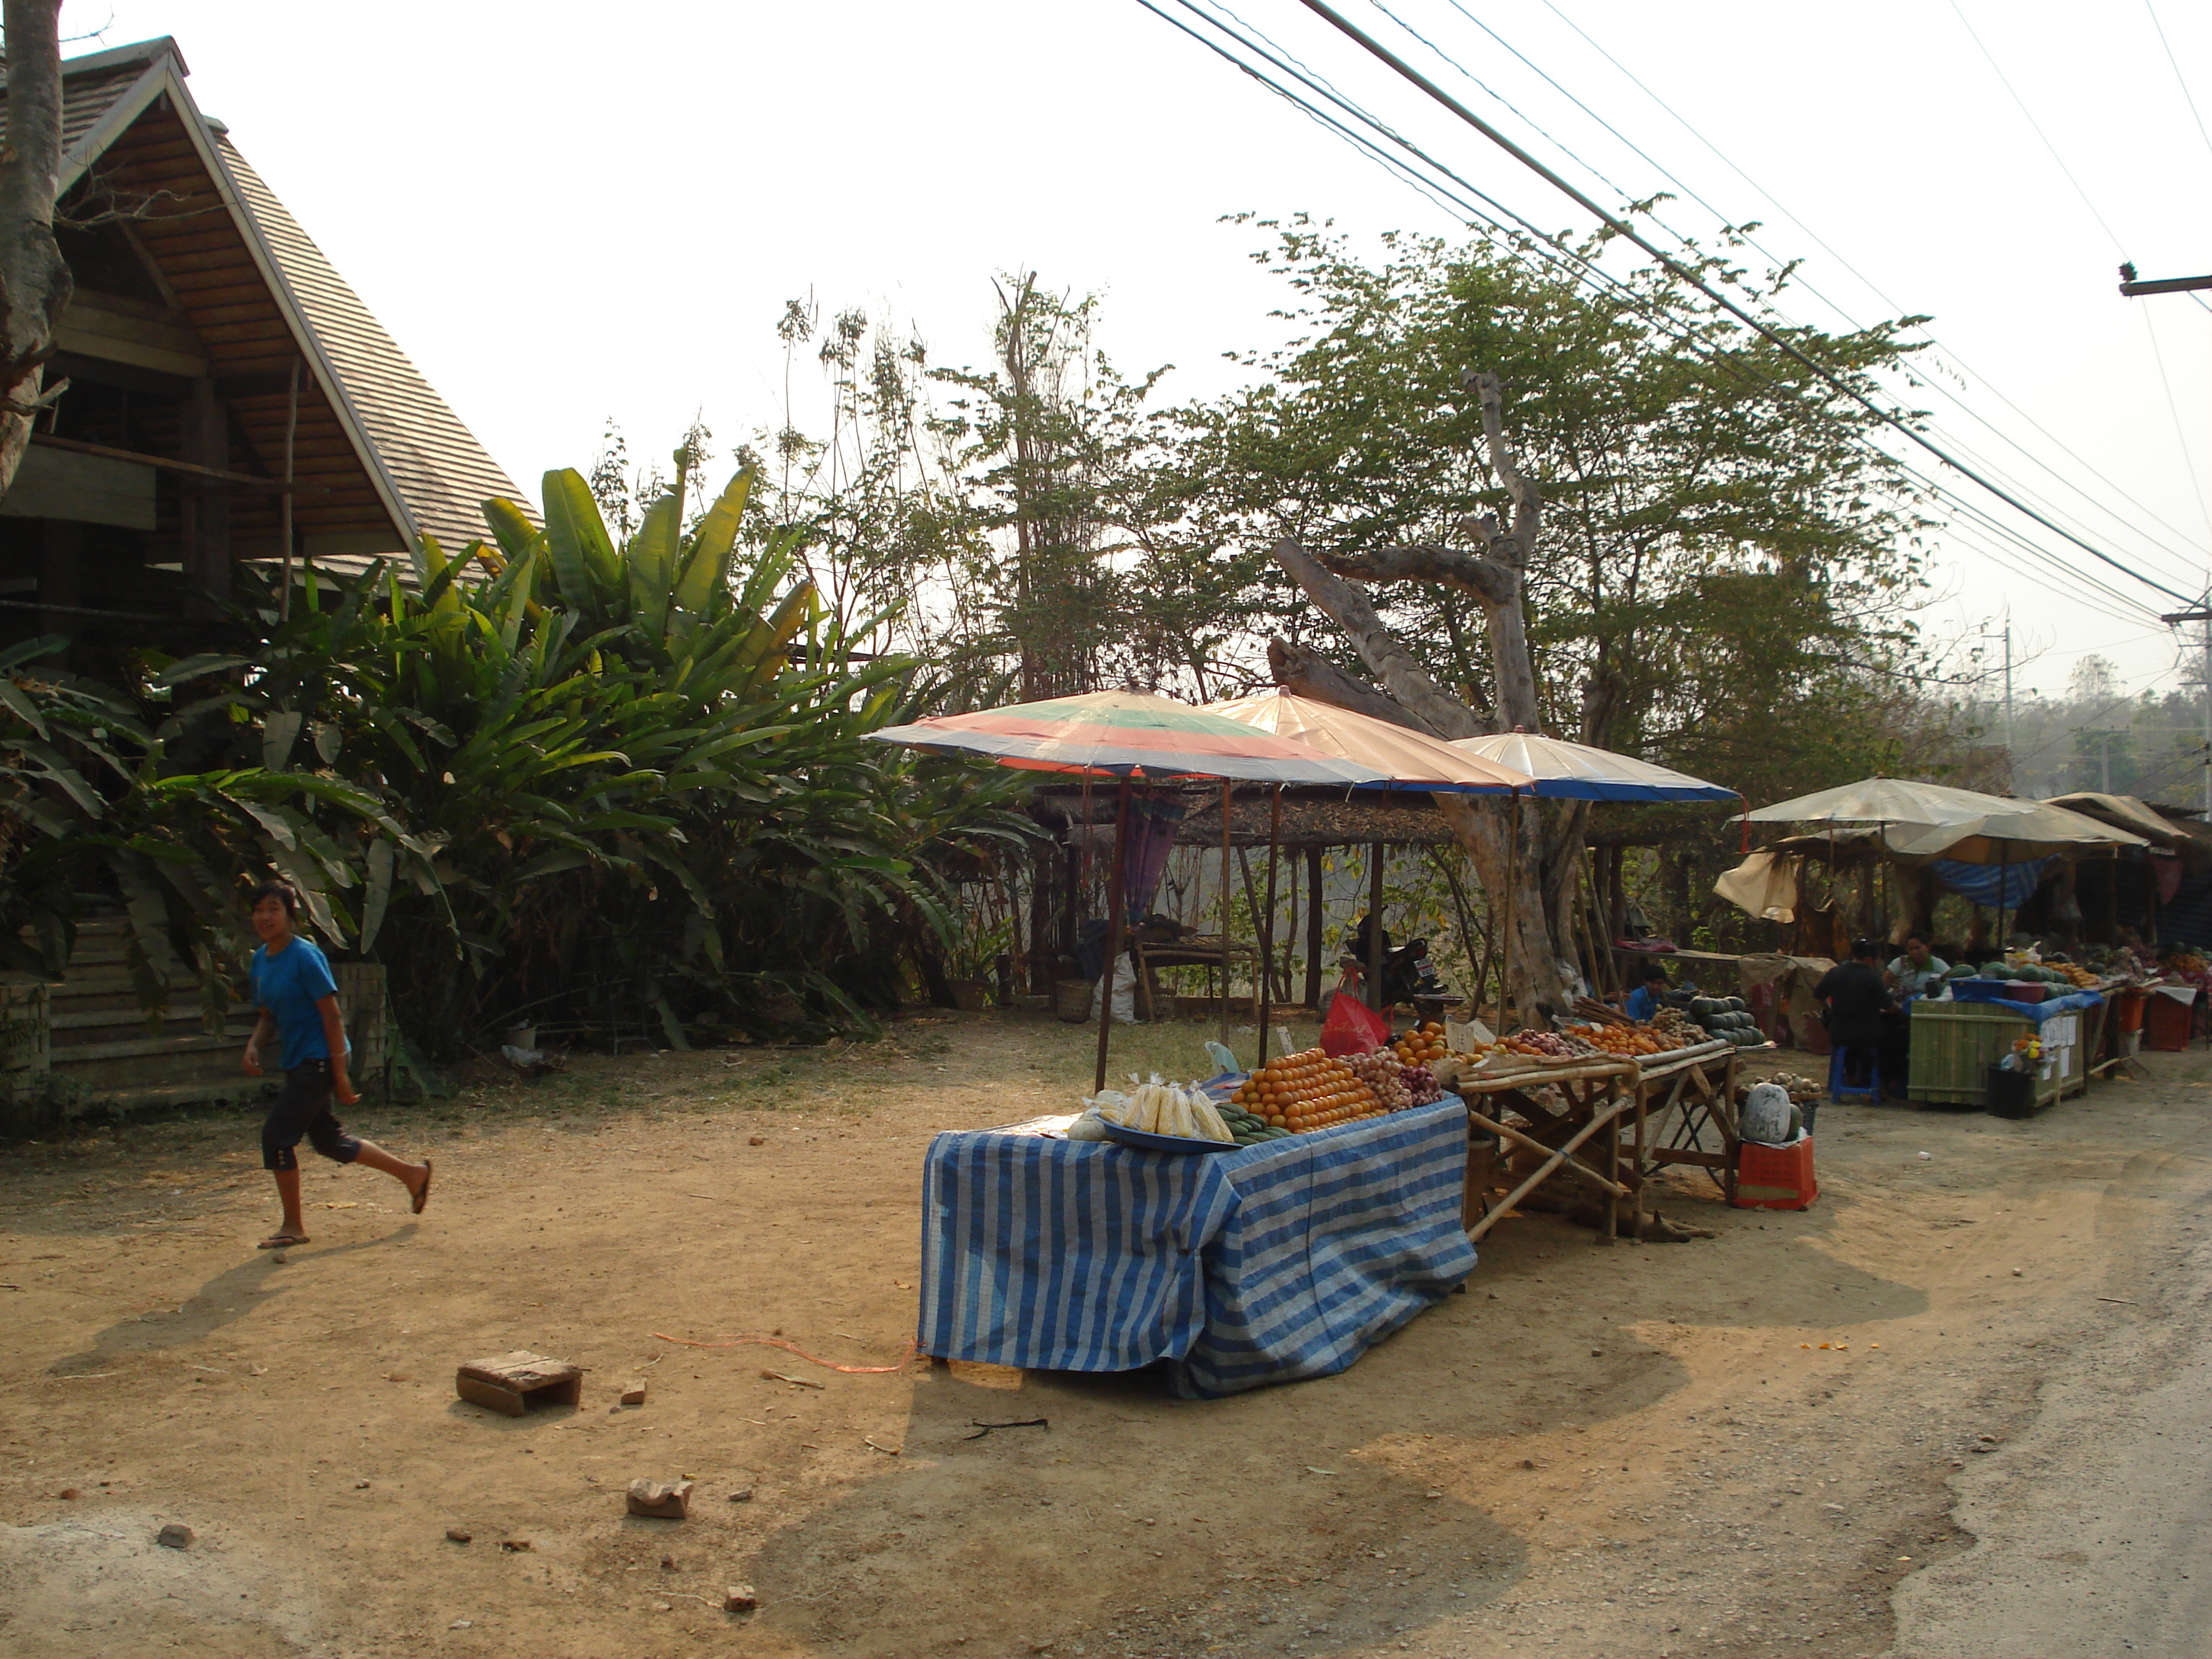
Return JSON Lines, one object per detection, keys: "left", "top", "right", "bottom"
{"left": 1031, "top": 783, "right": 1462, "bottom": 849}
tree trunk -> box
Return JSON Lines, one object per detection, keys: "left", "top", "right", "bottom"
{"left": 0, "top": 1, "right": 73, "bottom": 499}
{"left": 1268, "top": 546, "right": 1573, "bottom": 1024}
{"left": 1261, "top": 371, "right": 1595, "bottom": 1025}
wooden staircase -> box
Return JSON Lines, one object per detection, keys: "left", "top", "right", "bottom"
{"left": 46, "top": 917, "right": 264, "bottom": 1113}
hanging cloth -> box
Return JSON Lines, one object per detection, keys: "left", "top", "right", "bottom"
{"left": 1929, "top": 856, "right": 2053, "bottom": 910}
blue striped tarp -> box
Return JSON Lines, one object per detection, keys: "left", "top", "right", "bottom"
{"left": 917, "top": 1097, "right": 1475, "bottom": 1398}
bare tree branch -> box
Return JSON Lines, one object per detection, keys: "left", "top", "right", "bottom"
{"left": 1269, "top": 536, "right": 1485, "bottom": 740}
{"left": 1320, "top": 542, "right": 1517, "bottom": 608}
{"left": 1267, "top": 634, "right": 1447, "bottom": 734}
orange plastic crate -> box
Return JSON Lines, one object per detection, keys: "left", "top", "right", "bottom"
{"left": 1734, "top": 1136, "right": 1817, "bottom": 1210}
{"left": 2145, "top": 993, "right": 2195, "bottom": 1053}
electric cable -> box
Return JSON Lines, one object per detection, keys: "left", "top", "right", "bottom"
{"left": 1145, "top": 0, "right": 2190, "bottom": 631}
{"left": 1285, "top": 0, "right": 2203, "bottom": 608}
{"left": 2144, "top": 0, "right": 2212, "bottom": 165}
{"left": 1427, "top": 0, "right": 2210, "bottom": 583}
{"left": 1534, "top": 0, "right": 2212, "bottom": 562}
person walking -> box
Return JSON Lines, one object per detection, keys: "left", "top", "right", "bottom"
{"left": 242, "top": 881, "right": 430, "bottom": 1249}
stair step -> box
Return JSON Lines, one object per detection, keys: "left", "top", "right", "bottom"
{"left": 49, "top": 1032, "right": 249, "bottom": 1064}
{"left": 50, "top": 1006, "right": 251, "bottom": 1034}
{"left": 66, "top": 1079, "right": 273, "bottom": 1114}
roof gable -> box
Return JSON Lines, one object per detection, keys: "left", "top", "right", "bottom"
{"left": 9, "top": 37, "right": 526, "bottom": 557}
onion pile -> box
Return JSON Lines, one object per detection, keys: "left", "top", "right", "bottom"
{"left": 1344, "top": 1048, "right": 1413, "bottom": 1111}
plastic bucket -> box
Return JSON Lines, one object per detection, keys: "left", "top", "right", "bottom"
{"left": 1985, "top": 1063, "right": 2036, "bottom": 1118}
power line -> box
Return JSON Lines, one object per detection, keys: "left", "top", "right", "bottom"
{"left": 1945, "top": 0, "right": 2128, "bottom": 253}
{"left": 1285, "top": 0, "right": 2205, "bottom": 608}
{"left": 1146, "top": 0, "right": 2193, "bottom": 637}
{"left": 2144, "top": 0, "right": 2212, "bottom": 164}
{"left": 1532, "top": 0, "right": 2212, "bottom": 570}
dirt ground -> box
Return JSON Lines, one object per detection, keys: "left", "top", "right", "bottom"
{"left": 1, "top": 1011, "right": 2206, "bottom": 1659}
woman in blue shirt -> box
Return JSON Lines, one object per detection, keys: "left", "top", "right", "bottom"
{"left": 243, "top": 881, "right": 431, "bottom": 1249}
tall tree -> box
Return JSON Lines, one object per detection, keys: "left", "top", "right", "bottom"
{"left": 1177, "top": 219, "right": 1935, "bottom": 1016}
{"left": 0, "top": 0, "right": 71, "bottom": 496}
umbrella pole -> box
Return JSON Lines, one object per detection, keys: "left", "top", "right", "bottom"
{"left": 1500, "top": 794, "right": 1521, "bottom": 1029}
{"left": 1997, "top": 848, "right": 2010, "bottom": 961}
{"left": 1219, "top": 781, "right": 1233, "bottom": 1049}
{"left": 1257, "top": 786, "right": 1282, "bottom": 1066}
{"left": 1367, "top": 840, "right": 1386, "bottom": 1017}
{"left": 1094, "top": 778, "right": 1131, "bottom": 1094}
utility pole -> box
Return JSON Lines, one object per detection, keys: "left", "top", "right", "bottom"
{"left": 1979, "top": 621, "right": 2014, "bottom": 775}
{"left": 2121, "top": 264, "right": 2212, "bottom": 821}
{"left": 2157, "top": 607, "right": 2212, "bottom": 821}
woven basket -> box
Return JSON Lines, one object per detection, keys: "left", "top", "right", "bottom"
{"left": 1054, "top": 980, "right": 1094, "bottom": 1022}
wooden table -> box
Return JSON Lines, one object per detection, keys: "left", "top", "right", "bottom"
{"left": 1633, "top": 1039, "right": 1743, "bottom": 1203}
{"left": 1128, "top": 935, "right": 1261, "bottom": 1020}
{"left": 1457, "top": 1057, "right": 1642, "bottom": 1244}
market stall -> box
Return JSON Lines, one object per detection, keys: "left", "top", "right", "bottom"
{"left": 916, "top": 1095, "right": 1476, "bottom": 1398}
{"left": 1907, "top": 987, "right": 2107, "bottom": 1115}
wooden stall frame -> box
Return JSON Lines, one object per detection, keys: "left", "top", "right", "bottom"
{"left": 1633, "top": 1039, "right": 1742, "bottom": 1205}
{"left": 1459, "top": 1057, "right": 1642, "bottom": 1244}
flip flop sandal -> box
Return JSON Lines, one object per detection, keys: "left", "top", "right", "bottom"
{"left": 412, "top": 1159, "right": 434, "bottom": 1215}
{"left": 258, "top": 1232, "right": 310, "bottom": 1250}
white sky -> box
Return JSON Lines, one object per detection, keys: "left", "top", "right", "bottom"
{"left": 61, "top": 0, "right": 2212, "bottom": 711}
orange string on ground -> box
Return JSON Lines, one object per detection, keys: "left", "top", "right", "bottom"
{"left": 649, "top": 1331, "right": 919, "bottom": 1374}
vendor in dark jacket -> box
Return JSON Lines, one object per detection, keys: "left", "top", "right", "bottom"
{"left": 1815, "top": 938, "right": 1898, "bottom": 1095}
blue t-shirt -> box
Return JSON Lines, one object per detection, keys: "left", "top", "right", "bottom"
{"left": 1624, "top": 984, "right": 1660, "bottom": 1022}
{"left": 251, "top": 936, "right": 346, "bottom": 1071}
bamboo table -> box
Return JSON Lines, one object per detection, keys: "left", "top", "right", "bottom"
{"left": 1457, "top": 1056, "right": 1643, "bottom": 1244}
{"left": 1633, "top": 1039, "right": 1742, "bottom": 1204}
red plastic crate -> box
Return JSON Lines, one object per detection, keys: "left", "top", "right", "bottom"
{"left": 1735, "top": 1136, "right": 1817, "bottom": 1210}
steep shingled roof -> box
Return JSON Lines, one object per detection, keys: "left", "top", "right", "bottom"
{"left": 5, "top": 36, "right": 525, "bottom": 553}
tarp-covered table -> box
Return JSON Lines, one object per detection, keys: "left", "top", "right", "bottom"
{"left": 917, "top": 1096, "right": 1475, "bottom": 1398}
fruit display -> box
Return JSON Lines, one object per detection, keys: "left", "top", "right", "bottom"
{"left": 1494, "top": 1028, "right": 1574, "bottom": 1059}
{"left": 1343, "top": 1048, "right": 1413, "bottom": 1111}
{"left": 1562, "top": 1020, "right": 1687, "bottom": 1058}
{"left": 1649, "top": 1006, "right": 1704, "bottom": 1045}
{"left": 1392, "top": 1021, "right": 1452, "bottom": 1067}
{"left": 1758, "top": 1069, "right": 1820, "bottom": 1103}
{"left": 1687, "top": 994, "right": 1766, "bottom": 1048}
{"left": 1229, "top": 1048, "right": 1385, "bottom": 1133}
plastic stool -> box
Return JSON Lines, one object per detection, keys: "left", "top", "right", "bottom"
{"left": 1827, "top": 1043, "right": 1881, "bottom": 1105}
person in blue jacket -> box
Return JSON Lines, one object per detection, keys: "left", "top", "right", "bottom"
{"left": 242, "top": 881, "right": 431, "bottom": 1249}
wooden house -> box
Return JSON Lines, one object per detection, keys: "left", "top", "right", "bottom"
{"left": 0, "top": 35, "right": 523, "bottom": 654}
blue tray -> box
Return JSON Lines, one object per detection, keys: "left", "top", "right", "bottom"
{"left": 1100, "top": 1119, "right": 1239, "bottom": 1155}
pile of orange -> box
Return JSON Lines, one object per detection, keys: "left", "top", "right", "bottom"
{"left": 1231, "top": 1048, "right": 1384, "bottom": 1133}
{"left": 1393, "top": 1020, "right": 1452, "bottom": 1066}
{"left": 1565, "top": 1021, "right": 1679, "bottom": 1058}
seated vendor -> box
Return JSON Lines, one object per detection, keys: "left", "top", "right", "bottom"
{"left": 1623, "top": 963, "right": 1668, "bottom": 1023}
{"left": 1886, "top": 930, "right": 1950, "bottom": 999}
{"left": 1815, "top": 938, "right": 1899, "bottom": 1095}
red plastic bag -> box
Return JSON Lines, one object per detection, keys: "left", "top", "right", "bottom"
{"left": 1321, "top": 992, "right": 1391, "bottom": 1056}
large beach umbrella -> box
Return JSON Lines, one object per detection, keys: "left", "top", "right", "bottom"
{"left": 1202, "top": 691, "right": 1533, "bottom": 793}
{"left": 869, "top": 691, "right": 1389, "bottom": 1087}
{"left": 1449, "top": 732, "right": 1737, "bottom": 802}
{"left": 870, "top": 689, "right": 1388, "bottom": 786}
{"left": 1744, "top": 776, "right": 2024, "bottom": 830}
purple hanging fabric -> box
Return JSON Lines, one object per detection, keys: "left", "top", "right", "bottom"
{"left": 1120, "top": 788, "right": 1188, "bottom": 918}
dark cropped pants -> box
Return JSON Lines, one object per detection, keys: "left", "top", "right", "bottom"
{"left": 261, "top": 1058, "right": 360, "bottom": 1172}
